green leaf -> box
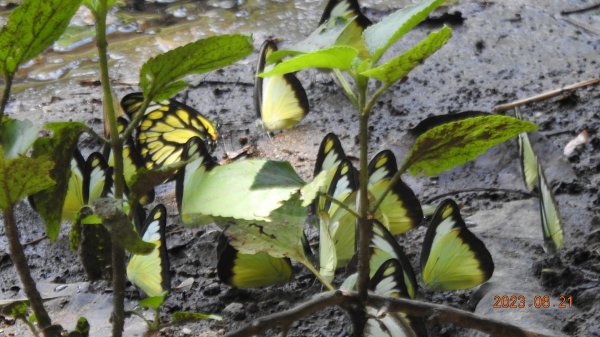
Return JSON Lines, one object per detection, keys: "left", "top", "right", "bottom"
{"left": 140, "top": 34, "right": 253, "bottom": 101}
{"left": 91, "top": 198, "right": 154, "bottom": 255}
{"left": 300, "top": 170, "right": 329, "bottom": 207}
{"left": 0, "top": 154, "right": 54, "bottom": 209}
{"left": 138, "top": 293, "right": 167, "bottom": 309}
{"left": 403, "top": 113, "right": 538, "bottom": 176}
{"left": 260, "top": 46, "right": 359, "bottom": 77}
{"left": 363, "top": 0, "right": 446, "bottom": 63}
{"left": 0, "top": 0, "right": 82, "bottom": 75}
{"left": 226, "top": 195, "right": 307, "bottom": 263}
{"left": 181, "top": 160, "right": 304, "bottom": 225}
{"left": 30, "top": 122, "right": 88, "bottom": 240}
{"left": 172, "top": 311, "right": 222, "bottom": 323}
{"left": 2, "top": 301, "right": 29, "bottom": 318}
{"left": 0, "top": 118, "right": 40, "bottom": 158}
{"left": 361, "top": 25, "right": 451, "bottom": 83}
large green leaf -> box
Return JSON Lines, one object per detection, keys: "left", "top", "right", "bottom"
{"left": 0, "top": 153, "right": 54, "bottom": 209}
{"left": 0, "top": 0, "right": 82, "bottom": 75}
{"left": 0, "top": 118, "right": 40, "bottom": 158}
{"left": 363, "top": 0, "right": 445, "bottom": 63}
{"left": 181, "top": 160, "right": 304, "bottom": 225}
{"left": 140, "top": 34, "right": 253, "bottom": 101}
{"left": 260, "top": 46, "right": 359, "bottom": 77}
{"left": 30, "top": 122, "right": 88, "bottom": 240}
{"left": 403, "top": 113, "right": 538, "bottom": 176}
{"left": 361, "top": 25, "right": 451, "bottom": 84}
{"left": 226, "top": 195, "right": 307, "bottom": 263}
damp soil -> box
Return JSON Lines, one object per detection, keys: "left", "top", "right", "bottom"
{"left": 1, "top": 0, "right": 600, "bottom": 336}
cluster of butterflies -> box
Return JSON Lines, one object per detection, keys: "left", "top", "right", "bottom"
{"left": 515, "top": 109, "right": 564, "bottom": 253}
{"left": 57, "top": 89, "right": 222, "bottom": 298}
{"left": 60, "top": 143, "right": 171, "bottom": 298}
{"left": 210, "top": 132, "right": 496, "bottom": 336}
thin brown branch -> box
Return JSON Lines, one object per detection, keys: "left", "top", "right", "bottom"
{"left": 366, "top": 293, "right": 557, "bottom": 337}
{"left": 492, "top": 78, "right": 599, "bottom": 112}
{"left": 424, "top": 188, "right": 534, "bottom": 204}
{"left": 23, "top": 234, "right": 48, "bottom": 247}
{"left": 224, "top": 291, "right": 348, "bottom": 337}
{"left": 224, "top": 291, "right": 559, "bottom": 337}
{"left": 561, "top": 3, "right": 600, "bottom": 15}
{"left": 3, "top": 206, "right": 61, "bottom": 337}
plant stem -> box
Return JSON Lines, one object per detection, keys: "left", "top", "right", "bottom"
{"left": 3, "top": 206, "right": 60, "bottom": 337}
{"left": 0, "top": 73, "right": 14, "bottom": 120}
{"left": 94, "top": 1, "right": 127, "bottom": 336}
{"left": 300, "top": 259, "right": 335, "bottom": 291}
{"left": 318, "top": 192, "right": 361, "bottom": 220}
{"left": 333, "top": 69, "right": 358, "bottom": 107}
{"left": 354, "top": 93, "right": 371, "bottom": 336}
{"left": 225, "top": 290, "right": 559, "bottom": 337}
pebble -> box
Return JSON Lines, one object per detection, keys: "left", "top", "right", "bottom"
{"left": 223, "top": 302, "right": 246, "bottom": 321}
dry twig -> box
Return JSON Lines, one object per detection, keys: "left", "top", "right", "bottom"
{"left": 493, "top": 78, "right": 599, "bottom": 112}
{"left": 224, "top": 291, "right": 558, "bottom": 337}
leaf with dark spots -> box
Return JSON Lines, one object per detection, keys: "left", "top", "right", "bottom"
{"left": 0, "top": 0, "right": 82, "bottom": 75}
{"left": 402, "top": 113, "right": 538, "bottom": 176}
{"left": 30, "top": 122, "right": 88, "bottom": 240}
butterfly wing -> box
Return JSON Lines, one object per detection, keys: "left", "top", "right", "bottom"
{"left": 217, "top": 235, "right": 292, "bottom": 288}
{"left": 318, "top": 0, "right": 372, "bottom": 58}
{"left": 62, "top": 149, "right": 86, "bottom": 221}
{"left": 318, "top": 159, "right": 357, "bottom": 280}
{"left": 255, "top": 39, "right": 309, "bottom": 131}
{"left": 368, "top": 150, "right": 422, "bottom": 235}
{"left": 121, "top": 92, "right": 218, "bottom": 169}
{"left": 538, "top": 162, "right": 563, "bottom": 253}
{"left": 77, "top": 207, "right": 112, "bottom": 281}
{"left": 371, "top": 221, "right": 418, "bottom": 299}
{"left": 420, "top": 199, "right": 494, "bottom": 291}
{"left": 175, "top": 137, "right": 216, "bottom": 214}
{"left": 514, "top": 109, "right": 538, "bottom": 191}
{"left": 126, "top": 204, "right": 170, "bottom": 297}
{"left": 84, "top": 152, "right": 113, "bottom": 204}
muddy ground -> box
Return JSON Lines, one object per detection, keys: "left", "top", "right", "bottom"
{"left": 1, "top": 0, "right": 599, "bottom": 336}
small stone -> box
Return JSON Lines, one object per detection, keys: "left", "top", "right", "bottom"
{"left": 182, "top": 327, "right": 192, "bottom": 335}
{"left": 223, "top": 302, "right": 246, "bottom": 321}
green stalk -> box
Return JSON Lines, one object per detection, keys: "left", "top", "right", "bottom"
{"left": 93, "top": 1, "right": 127, "bottom": 336}
{"left": 0, "top": 73, "right": 14, "bottom": 120}
{"left": 3, "top": 206, "right": 61, "bottom": 337}
{"left": 300, "top": 259, "right": 335, "bottom": 291}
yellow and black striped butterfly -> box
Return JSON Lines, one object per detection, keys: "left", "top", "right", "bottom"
{"left": 76, "top": 206, "right": 112, "bottom": 281}
{"left": 175, "top": 136, "right": 216, "bottom": 215}
{"left": 318, "top": 0, "right": 372, "bottom": 58}
{"left": 255, "top": 39, "right": 309, "bottom": 131}
{"left": 420, "top": 199, "right": 494, "bottom": 291}
{"left": 370, "top": 221, "right": 418, "bottom": 299}
{"left": 313, "top": 133, "right": 357, "bottom": 280}
{"left": 217, "top": 234, "right": 292, "bottom": 289}
{"left": 104, "top": 117, "right": 155, "bottom": 205}
{"left": 120, "top": 92, "right": 218, "bottom": 169}
{"left": 537, "top": 162, "right": 563, "bottom": 253}
{"left": 126, "top": 204, "right": 170, "bottom": 297}
{"left": 62, "top": 149, "right": 113, "bottom": 222}
{"left": 342, "top": 221, "right": 426, "bottom": 337}
{"left": 514, "top": 109, "right": 538, "bottom": 191}
{"left": 368, "top": 150, "right": 423, "bottom": 235}
{"left": 366, "top": 259, "right": 425, "bottom": 337}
